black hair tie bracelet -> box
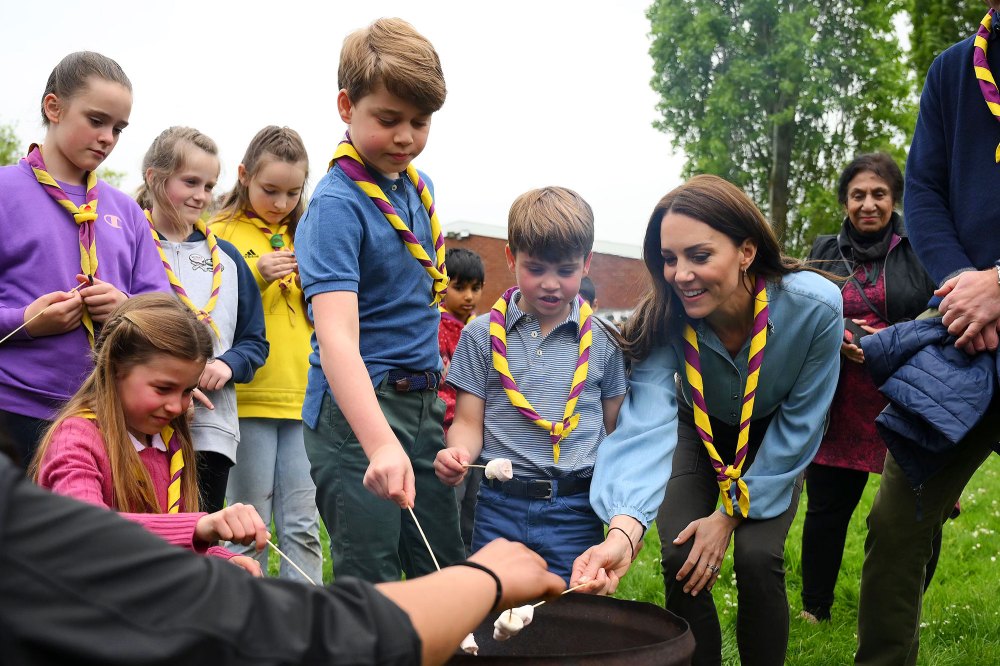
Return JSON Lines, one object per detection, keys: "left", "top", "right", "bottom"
{"left": 451, "top": 560, "right": 503, "bottom": 612}
{"left": 607, "top": 526, "right": 636, "bottom": 562}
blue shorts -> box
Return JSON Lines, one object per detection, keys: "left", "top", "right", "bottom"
{"left": 471, "top": 482, "right": 604, "bottom": 583}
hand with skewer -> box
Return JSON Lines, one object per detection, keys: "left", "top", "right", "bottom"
{"left": 74, "top": 273, "right": 127, "bottom": 323}
{"left": 17, "top": 284, "right": 85, "bottom": 339}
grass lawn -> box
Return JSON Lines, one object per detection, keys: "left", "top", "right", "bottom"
{"left": 269, "top": 456, "right": 1000, "bottom": 664}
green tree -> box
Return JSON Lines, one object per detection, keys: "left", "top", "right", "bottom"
{"left": 0, "top": 123, "right": 21, "bottom": 166}
{"left": 910, "top": 1, "right": 988, "bottom": 86}
{"left": 95, "top": 167, "right": 126, "bottom": 188}
{"left": 648, "top": 0, "right": 914, "bottom": 255}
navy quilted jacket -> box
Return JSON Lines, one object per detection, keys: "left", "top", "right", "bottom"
{"left": 861, "top": 317, "right": 1000, "bottom": 488}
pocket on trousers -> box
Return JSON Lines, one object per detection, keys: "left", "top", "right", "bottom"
{"left": 321, "top": 394, "right": 357, "bottom": 451}
{"left": 557, "top": 493, "right": 598, "bottom": 518}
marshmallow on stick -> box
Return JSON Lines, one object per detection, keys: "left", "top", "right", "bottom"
{"left": 492, "top": 605, "right": 534, "bottom": 641}
{"left": 484, "top": 458, "right": 513, "bottom": 482}
{"left": 460, "top": 633, "right": 479, "bottom": 655}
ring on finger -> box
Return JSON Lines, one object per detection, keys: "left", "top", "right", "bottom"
{"left": 707, "top": 563, "right": 721, "bottom": 574}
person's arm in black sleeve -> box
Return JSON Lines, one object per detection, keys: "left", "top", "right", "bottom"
{"left": 0, "top": 455, "right": 566, "bottom": 666}
{"left": 0, "top": 457, "right": 419, "bottom": 666}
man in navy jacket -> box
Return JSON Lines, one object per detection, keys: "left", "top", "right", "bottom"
{"left": 855, "top": 4, "right": 1000, "bottom": 664}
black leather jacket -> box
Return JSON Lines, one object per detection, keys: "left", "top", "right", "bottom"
{"left": 807, "top": 212, "right": 937, "bottom": 324}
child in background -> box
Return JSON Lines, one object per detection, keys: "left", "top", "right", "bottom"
{"left": 437, "top": 247, "right": 485, "bottom": 555}
{"left": 31, "top": 294, "right": 269, "bottom": 576}
{"left": 0, "top": 51, "right": 168, "bottom": 467}
{"left": 438, "top": 248, "right": 485, "bottom": 428}
{"left": 210, "top": 126, "right": 322, "bottom": 584}
{"left": 296, "top": 17, "right": 465, "bottom": 582}
{"left": 136, "top": 127, "right": 268, "bottom": 513}
{"left": 579, "top": 275, "right": 598, "bottom": 310}
{"left": 435, "top": 187, "right": 628, "bottom": 583}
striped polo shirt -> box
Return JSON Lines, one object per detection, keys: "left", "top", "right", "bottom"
{"left": 447, "top": 289, "right": 627, "bottom": 479}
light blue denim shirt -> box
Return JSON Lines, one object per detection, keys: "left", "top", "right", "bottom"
{"left": 591, "top": 270, "right": 844, "bottom": 525}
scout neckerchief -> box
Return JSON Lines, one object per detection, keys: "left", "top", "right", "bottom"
{"left": 24, "top": 144, "right": 98, "bottom": 347}
{"left": 489, "top": 287, "right": 592, "bottom": 464}
{"left": 144, "top": 210, "right": 222, "bottom": 337}
{"left": 78, "top": 409, "right": 183, "bottom": 513}
{"left": 682, "top": 274, "right": 768, "bottom": 517}
{"left": 329, "top": 134, "right": 448, "bottom": 306}
{"left": 244, "top": 210, "right": 296, "bottom": 315}
{"left": 974, "top": 9, "right": 1000, "bottom": 162}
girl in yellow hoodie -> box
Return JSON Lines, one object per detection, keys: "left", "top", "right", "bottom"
{"left": 210, "top": 126, "right": 321, "bottom": 582}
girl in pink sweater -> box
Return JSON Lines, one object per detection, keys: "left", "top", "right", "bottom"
{"left": 31, "top": 293, "right": 270, "bottom": 575}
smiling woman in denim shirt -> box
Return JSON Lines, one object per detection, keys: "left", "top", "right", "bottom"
{"left": 571, "top": 175, "right": 843, "bottom": 666}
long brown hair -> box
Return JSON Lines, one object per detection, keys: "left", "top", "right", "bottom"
{"left": 31, "top": 294, "right": 213, "bottom": 513}
{"left": 622, "top": 175, "right": 806, "bottom": 362}
{"left": 214, "top": 126, "right": 309, "bottom": 242}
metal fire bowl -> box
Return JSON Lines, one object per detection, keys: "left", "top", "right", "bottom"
{"left": 447, "top": 593, "right": 694, "bottom": 665}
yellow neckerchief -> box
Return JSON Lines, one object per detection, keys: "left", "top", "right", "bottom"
{"left": 144, "top": 210, "right": 222, "bottom": 337}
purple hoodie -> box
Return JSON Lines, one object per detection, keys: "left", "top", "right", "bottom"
{"left": 0, "top": 160, "right": 170, "bottom": 419}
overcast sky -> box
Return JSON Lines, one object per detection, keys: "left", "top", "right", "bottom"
{"left": 2, "top": 0, "right": 683, "bottom": 245}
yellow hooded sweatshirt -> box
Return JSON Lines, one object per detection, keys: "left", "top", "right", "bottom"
{"left": 210, "top": 210, "right": 311, "bottom": 420}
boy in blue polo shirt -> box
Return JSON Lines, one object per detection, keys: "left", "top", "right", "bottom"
{"left": 435, "top": 187, "right": 628, "bottom": 582}
{"left": 296, "top": 17, "right": 464, "bottom": 583}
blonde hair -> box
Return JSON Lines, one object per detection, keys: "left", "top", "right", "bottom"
{"left": 136, "top": 126, "right": 219, "bottom": 235}
{"left": 507, "top": 186, "right": 595, "bottom": 262}
{"left": 31, "top": 294, "right": 213, "bottom": 514}
{"left": 339, "top": 17, "right": 446, "bottom": 113}
{"left": 215, "top": 126, "right": 309, "bottom": 241}
{"left": 41, "top": 51, "right": 132, "bottom": 126}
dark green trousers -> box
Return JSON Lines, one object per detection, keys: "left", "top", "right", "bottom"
{"left": 855, "top": 410, "right": 998, "bottom": 665}
{"left": 304, "top": 381, "right": 464, "bottom": 583}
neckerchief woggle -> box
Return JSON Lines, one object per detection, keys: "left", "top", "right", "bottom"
{"left": 489, "top": 287, "right": 592, "bottom": 463}
{"left": 244, "top": 210, "right": 296, "bottom": 317}
{"left": 682, "top": 274, "right": 768, "bottom": 517}
{"left": 77, "top": 410, "right": 183, "bottom": 513}
{"left": 24, "top": 145, "right": 98, "bottom": 347}
{"left": 329, "top": 134, "right": 448, "bottom": 306}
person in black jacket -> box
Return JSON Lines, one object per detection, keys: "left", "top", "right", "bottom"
{"left": 0, "top": 453, "right": 565, "bottom": 665}
{"left": 801, "top": 153, "right": 937, "bottom": 623}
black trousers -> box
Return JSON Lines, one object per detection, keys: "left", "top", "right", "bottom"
{"left": 658, "top": 403, "right": 795, "bottom": 666}
{"left": 196, "top": 450, "right": 233, "bottom": 513}
{"left": 0, "top": 409, "right": 50, "bottom": 470}
{"left": 801, "top": 462, "right": 942, "bottom": 617}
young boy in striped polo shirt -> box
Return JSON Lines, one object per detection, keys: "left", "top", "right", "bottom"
{"left": 434, "top": 187, "right": 627, "bottom": 583}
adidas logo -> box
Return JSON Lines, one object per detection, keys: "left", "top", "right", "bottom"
{"left": 244, "top": 249, "right": 258, "bottom": 259}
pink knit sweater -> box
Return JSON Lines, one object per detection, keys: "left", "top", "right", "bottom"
{"left": 37, "top": 417, "right": 235, "bottom": 560}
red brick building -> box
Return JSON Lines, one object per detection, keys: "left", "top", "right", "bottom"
{"left": 443, "top": 222, "right": 649, "bottom": 323}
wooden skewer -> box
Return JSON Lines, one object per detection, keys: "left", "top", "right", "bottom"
{"left": 267, "top": 539, "right": 317, "bottom": 586}
{"left": 0, "top": 283, "right": 85, "bottom": 347}
{"left": 532, "top": 582, "right": 592, "bottom": 608}
{"left": 407, "top": 505, "right": 441, "bottom": 571}
{"left": 462, "top": 464, "right": 488, "bottom": 469}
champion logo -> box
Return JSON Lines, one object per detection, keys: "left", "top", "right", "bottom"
{"left": 103, "top": 214, "right": 121, "bottom": 228}
{"left": 244, "top": 249, "right": 258, "bottom": 259}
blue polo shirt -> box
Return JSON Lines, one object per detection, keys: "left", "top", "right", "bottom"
{"left": 447, "top": 290, "right": 628, "bottom": 478}
{"left": 297, "top": 164, "right": 443, "bottom": 429}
